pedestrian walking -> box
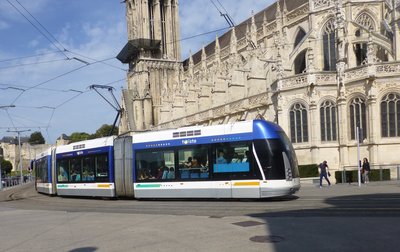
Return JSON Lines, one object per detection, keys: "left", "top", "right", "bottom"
{"left": 362, "top": 158, "right": 370, "bottom": 183}
{"left": 318, "top": 160, "right": 331, "bottom": 188}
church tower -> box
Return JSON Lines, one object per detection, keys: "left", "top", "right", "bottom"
{"left": 117, "top": 0, "right": 181, "bottom": 132}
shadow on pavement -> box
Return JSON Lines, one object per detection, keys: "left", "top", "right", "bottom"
{"left": 249, "top": 193, "right": 400, "bottom": 217}
{"left": 246, "top": 193, "right": 400, "bottom": 252}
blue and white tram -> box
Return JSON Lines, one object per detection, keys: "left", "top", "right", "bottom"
{"left": 132, "top": 119, "right": 300, "bottom": 198}
{"left": 34, "top": 148, "right": 55, "bottom": 194}
{"left": 54, "top": 136, "right": 116, "bottom": 197}
{"left": 34, "top": 120, "right": 300, "bottom": 198}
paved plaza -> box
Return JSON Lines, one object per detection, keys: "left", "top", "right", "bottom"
{"left": 0, "top": 181, "right": 399, "bottom": 252}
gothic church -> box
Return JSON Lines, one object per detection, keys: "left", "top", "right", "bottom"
{"left": 117, "top": 0, "right": 400, "bottom": 174}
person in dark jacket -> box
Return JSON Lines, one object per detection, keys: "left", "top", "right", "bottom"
{"left": 362, "top": 158, "right": 370, "bottom": 183}
{"left": 318, "top": 160, "right": 331, "bottom": 188}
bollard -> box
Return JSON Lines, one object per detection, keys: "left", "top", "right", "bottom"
{"left": 342, "top": 169, "right": 346, "bottom": 184}
{"left": 398, "top": 165, "right": 400, "bottom": 180}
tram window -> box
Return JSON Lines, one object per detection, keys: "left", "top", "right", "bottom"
{"left": 35, "top": 160, "right": 41, "bottom": 182}
{"left": 96, "top": 155, "right": 109, "bottom": 182}
{"left": 253, "top": 139, "right": 285, "bottom": 180}
{"left": 34, "top": 161, "right": 40, "bottom": 183}
{"left": 36, "top": 158, "right": 48, "bottom": 183}
{"left": 70, "top": 158, "right": 82, "bottom": 182}
{"left": 135, "top": 150, "right": 176, "bottom": 181}
{"left": 212, "top": 142, "right": 255, "bottom": 180}
{"left": 178, "top": 146, "right": 209, "bottom": 180}
{"left": 43, "top": 159, "right": 48, "bottom": 183}
{"left": 57, "top": 159, "right": 69, "bottom": 182}
{"left": 82, "top": 156, "right": 95, "bottom": 182}
{"left": 277, "top": 131, "right": 299, "bottom": 178}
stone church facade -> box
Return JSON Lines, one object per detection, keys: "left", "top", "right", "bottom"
{"left": 117, "top": 0, "right": 400, "bottom": 173}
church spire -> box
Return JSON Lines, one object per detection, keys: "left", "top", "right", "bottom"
{"left": 230, "top": 26, "right": 237, "bottom": 54}
{"left": 250, "top": 11, "right": 258, "bottom": 48}
{"left": 201, "top": 45, "right": 207, "bottom": 70}
{"left": 215, "top": 34, "right": 220, "bottom": 54}
{"left": 188, "top": 50, "right": 194, "bottom": 77}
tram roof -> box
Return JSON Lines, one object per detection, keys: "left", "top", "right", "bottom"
{"left": 131, "top": 120, "right": 282, "bottom": 144}
{"left": 55, "top": 136, "right": 116, "bottom": 154}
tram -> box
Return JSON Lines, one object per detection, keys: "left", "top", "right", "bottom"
{"left": 33, "top": 120, "right": 300, "bottom": 198}
{"left": 34, "top": 148, "right": 55, "bottom": 194}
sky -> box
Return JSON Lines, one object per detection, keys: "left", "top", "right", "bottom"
{"left": 0, "top": 0, "right": 273, "bottom": 144}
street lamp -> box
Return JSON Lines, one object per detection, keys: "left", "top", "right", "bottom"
{"left": 7, "top": 129, "right": 30, "bottom": 185}
{"left": 0, "top": 147, "right": 3, "bottom": 190}
{"left": 1, "top": 105, "right": 16, "bottom": 188}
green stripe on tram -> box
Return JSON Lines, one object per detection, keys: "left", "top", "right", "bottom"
{"left": 136, "top": 184, "right": 162, "bottom": 188}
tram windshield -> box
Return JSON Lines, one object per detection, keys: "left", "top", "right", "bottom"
{"left": 254, "top": 131, "right": 299, "bottom": 180}
{"left": 35, "top": 157, "right": 48, "bottom": 183}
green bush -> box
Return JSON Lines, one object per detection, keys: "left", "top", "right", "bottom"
{"left": 298, "top": 164, "right": 318, "bottom": 178}
{"left": 369, "top": 169, "right": 391, "bottom": 181}
{"left": 335, "top": 169, "right": 391, "bottom": 183}
{"left": 10, "top": 170, "right": 31, "bottom": 177}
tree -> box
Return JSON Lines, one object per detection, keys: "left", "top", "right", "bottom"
{"left": 66, "top": 124, "right": 118, "bottom": 143}
{"left": 1, "top": 159, "right": 13, "bottom": 176}
{"left": 29, "top": 131, "right": 45, "bottom": 145}
{"left": 69, "top": 132, "right": 91, "bottom": 143}
{"left": 94, "top": 124, "right": 119, "bottom": 138}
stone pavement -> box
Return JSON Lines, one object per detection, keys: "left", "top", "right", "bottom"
{"left": 0, "top": 181, "right": 399, "bottom": 252}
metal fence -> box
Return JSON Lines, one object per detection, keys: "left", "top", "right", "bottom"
{"left": 340, "top": 164, "right": 400, "bottom": 183}
{"left": 1, "top": 175, "right": 33, "bottom": 190}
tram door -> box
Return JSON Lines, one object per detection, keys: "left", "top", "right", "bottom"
{"left": 114, "top": 136, "right": 134, "bottom": 197}
{"left": 50, "top": 147, "right": 57, "bottom": 195}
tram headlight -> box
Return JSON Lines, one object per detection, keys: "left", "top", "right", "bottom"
{"left": 286, "top": 167, "right": 293, "bottom": 181}
{"left": 282, "top": 152, "right": 293, "bottom": 181}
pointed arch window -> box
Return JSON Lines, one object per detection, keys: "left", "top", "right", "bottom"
{"left": 294, "top": 50, "right": 307, "bottom": 74}
{"left": 320, "top": 100, "right": 337, "bottom": 141}
{"left": 354, "top": 13, "right": 375, "bottom": 66}
{"left": 290, "top": 103, "right": 308, "bottom": 143}
{"left": 354, "top": 32, "right": 367, "bottom": 65}
{"left": 381, "top": 93, "right": 400, "bottom": 137}
{"left": 349, "top": 97, "right": 367, "bottom": 140}
{"left": 294, "top": 28, "right": 306, "bottom": 49}
{"left": 322, "top": 19, "right": 336, "bottom": 71}
{"left": 356, "top": 13, "right": 375, "bottom": 30}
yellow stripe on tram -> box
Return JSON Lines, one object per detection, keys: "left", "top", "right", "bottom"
{"left": 97, "top": 184, "right": 111, "bottom": 188}
{"left": 233, "top": 181, "right": 260, "bottom": 187}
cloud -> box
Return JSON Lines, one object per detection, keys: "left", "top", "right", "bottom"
{"left": 0, "top": 0, "right": 49, "bottom": 22}
{"left": 0, "top": 1, "right": 127, "bottom": 143}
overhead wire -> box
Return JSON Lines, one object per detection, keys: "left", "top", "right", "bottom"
{"left": 5, "top": 112, "right": 49, "bottom": 128}
{"left": 209, "top": 0, "right": 235, "bottom": 27}
{"left": 0, "top": 58, "right": 69, "bottom": 70}
{"left": 2, "top": 76, "right": 123, "bottom": 137}
{"left": 6, "top": 0, "right": 69, "bottom": 59}
{"left": 14, "top": 0, "right": 68, "bottom": 52}
{"left": 68, "top": 51, "right": 127, "bottom": 71}
{"left": 14, "top": 0, "right": 126, "bottom": 72}
{"left": 0, "top": 51, "right": 61, "bottom": 63}
{"left": 2, "top": 1, "right": 128, "bottom": 141}
{"left": 9, "top": 55, "right": 119, "bottom": 105}
{"left": 1, "top": 82, "right": 77, "bottom": 93}
{"left": 5, "top": 0, "right": 126, "bottom": 73}
{"left": 10, "top": 63, "right": 89, "bottom": 105}
{"left": 5, "top": 109, "right": 17, "bottom": 130}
